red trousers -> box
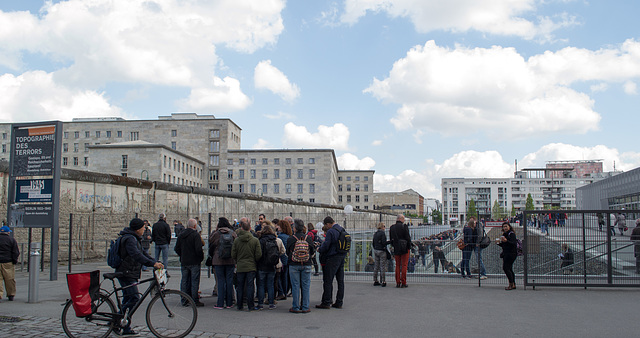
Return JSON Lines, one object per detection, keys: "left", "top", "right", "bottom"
{"left": 394, "top": 252, "right": 409, "bottom": 285}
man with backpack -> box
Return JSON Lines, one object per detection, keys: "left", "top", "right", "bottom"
{"left": 316, "top": 216, "right": 347, "bottom": 310}
{"left": 256, "top": 223, "right": 282, "bottom": 310}
{"left": 208, "top": 217, "right": 237, "bottom": 309}
{"left": 231, "top": 217, "right": 262, "bottom": 311}
{"left": 174, "top": 219, "right": 205, "bottom": 307}
{"left": 114, "top": 218, "right": 164, "bottom": 336}
{"left": 287, "top": 219, "right": 315, "bottom": 313}
{"left": 152, "top": 213, "right": 172, "bottom": 276}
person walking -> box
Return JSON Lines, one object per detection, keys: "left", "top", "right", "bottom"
{"left": 115, "top": 218, "right": 164, "bottom": 336}
{"left": 231, "top": 218, "right": 262, "bottom": 311}
{"left": 174, "top": 218, "right": 205, "bottom": 307}
{"left": 316, "top": 216, "right": 347, "bottom": 309}
{"left": 0, "top": 226, "right": 19, "bottom": 301}
{"left": 497, "top": 222, "right": 518, "bottom": 290}
{"left": 287, "top": 219, "right": 315, "bottom": 313}
{"left": 390, "top": 214, "right": 412, "bottom": 288}
{"left": 208, "top": 217, "right": 237, "bottom": 309}
{"left": 372, "top": 222, "right": 390, "bottom": 287}
{"left": 152, "top": 213, "right": 172, "bottom": 276}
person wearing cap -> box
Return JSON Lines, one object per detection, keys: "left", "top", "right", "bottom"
{"left": 115, "top": 218, "right": 164, "bottom": 336}
{"left": 0, "top": 225, "right": 19, "bottom": 301}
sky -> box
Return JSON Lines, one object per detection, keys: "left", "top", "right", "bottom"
{"left": 1, "top": 0, "right": 639, "bottom": 200}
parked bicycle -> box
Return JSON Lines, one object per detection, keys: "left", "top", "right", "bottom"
{"left": 61, "top": 269, "right": 197, "bottom": 338}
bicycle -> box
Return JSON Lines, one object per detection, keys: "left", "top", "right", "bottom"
{"left": 61, "top": 269, "right": 197, "bottom": 338}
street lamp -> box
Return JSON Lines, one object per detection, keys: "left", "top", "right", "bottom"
{"left": 257, "top": 188, "right": 263, "bottom": 197}
{"left": 141, "top": 169, "right": 149, "bottom": 180}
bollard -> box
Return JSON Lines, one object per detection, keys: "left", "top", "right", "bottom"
{"left": 28, "top": 242, "right": 41, "bottom": 303}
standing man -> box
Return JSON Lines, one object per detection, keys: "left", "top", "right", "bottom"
{"left": 231, "top": 218, "right": 262, "bottom": 311}
{"left": 287, "top": 219, "right": 315, "bottom": 313}
{"left": 152, "top": 213, "right": 172, "bottom": 276}
{"left": 174, "top": 219, "right": 205, "bottom": 307}
{"left": 316, "top": 216, "right": 346, "bottom": 309}
{"left": 255, "top": 213, "right": 266, "bottom": 233}
{"left": 460, "top": 219, "right": 475, "bottom": 279}
{"left": 390, "top": 214, "right": 411, "bottom": 288}
{"left": 141, "top": 220, "right": 152, "bottom": 271}
{"left": 115, "top": 218, "right": 164, "bottom": 336}
{"left": 0, "top": 226, "right": 19, "bottom": 301}
{"left": 469, "top": 216, "right": 487, "bottom": 280}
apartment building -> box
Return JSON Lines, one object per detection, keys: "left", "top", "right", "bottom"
{"left": 337, "top": 170, "right": 375, "bottom": 210}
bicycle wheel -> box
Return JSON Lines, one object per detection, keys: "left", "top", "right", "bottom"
{"left": 146, "top": 289, "right": 197, "bottom": 338}
{"left": 61, "top": 292, "right": 116, "bottom": 338}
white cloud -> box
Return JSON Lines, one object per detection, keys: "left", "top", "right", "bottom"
{"left": 252, "top": 138, "right": 273, "bottom": 149}
{"left": 254, "top": 60, "right": 300, "bottom": 102}
{"left": 519, "top": 143, "right": 640, "bottom": 172}
{"left": 375, "top": 170, "right": 440, "bottom": 199}
{"left": 264, "top": 111, "right": 295, "bottom": 120}
{"left": 0, "top": 71, "right": 125, "bottom": 122}
{"left": 366, "top": 40, "right": 640, "bottom": 139}
{"left": 179, "top": 76, "right": 251, "bottom": 112}
{"left": 372, "top": 140, "right": 382, "bottom": 146}
{"left": 337, "top": 153, "right": 376, "bottom": 170}
{"left": 282, "top": 122, "right": 350, "bottom": 150}
{"left": 340, "top": 0, "right": 577, "bottom": 40}
{"left": 590, "top": 83, "right": 609, "bottom": 93}
{"left": 623, "top": 81, "right": 637, "bottom": 95}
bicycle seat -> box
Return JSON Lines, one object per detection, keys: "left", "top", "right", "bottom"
{"left": 103, "top": 272, "right": 124, "bottom": 280}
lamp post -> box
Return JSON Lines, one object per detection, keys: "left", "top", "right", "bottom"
{"left": 257, "top": 188, "right": 263, "bottom": 197}
{"left": 140, "top": 169, "right": 149, "bottom": 180}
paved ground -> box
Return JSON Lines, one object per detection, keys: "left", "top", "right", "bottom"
{"left": 1, "top": 261, "right": 639, "bottom": 337}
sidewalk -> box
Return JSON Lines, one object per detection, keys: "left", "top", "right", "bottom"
{"left": 1, "top": 261, "right": 639, "bottom": 337}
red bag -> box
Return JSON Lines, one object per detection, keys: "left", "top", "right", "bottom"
{"left": 66, "top": 270, "right": 100, "bottom": 317}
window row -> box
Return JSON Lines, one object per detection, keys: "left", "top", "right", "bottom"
{"left": 338, "top": 184, "right": 369, "bottom": 192}
{"left": 224, "top": 168, "right": 315, "bottom": 180}
{"left": 163, "top": 155, "right": 201, "bottom": 178}
{"left": 338, "top": 195, "right": 369, "bottom": 203}
{"left": 338, "top": 175, "right": 369, "bottom": 182}
{"left": 63, "top": 130, "right": 124, "bottom": 139}
{"left": 62, "top": 157, "right": 89, "bottom": 166}
{"left": 162, "top": 174, "right": 201, "bottom": 187}
{"left": 224, "top": 183, "right": 316, "bottom": 194}
{"left": 228, "top": 157, "right": 316, "bottom": 165}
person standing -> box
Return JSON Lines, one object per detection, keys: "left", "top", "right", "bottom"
{"left": 275, "top": 219, "right": 292, "bottom": 301}
{"left": 497, "top": 222, "right": 518, "bottom": 290}
{"left": 174, "top": 219, "right": 205, "bottom": 307}
{"left": 469, "top": 217, "right": 487, "bottom": 279}
{"left": 316, "top": 216, "right": 347, "bottom": 309}
{"left": 115, "top": 218, "right": 164, "bottom": 336}
{"left": 631, "top": 219, "right": 640, "bottom": 274}
{"left": 208, "top": 217, "right": 237, "bottom": 309}
{"left": 390, "top": 214, "right": 411, "bottom": 288}
{"left": 152, "top": 213, "right": 172, "bottom": 275}
{"left": 141, "top": 220, "right": 152, "bottom": 271}
{"left": 460, "top": 219, "right": 475, "bottom": 279}
{"left": 615, "top": 212, "right": 627, "bottom": 236}
{"left": 287, "top": 219, "right": 315, "bottom": 313}
{"left": 256, "top": 224, "right": 282, "bottom": 310}
{"left": 231, "top": 218, "right": 262, "bottom": 311}
{"left": 372, "top": 222, "right": 390, "bottom": 287}
{"left": 0, "top": 226, "right": 19, "bottom": 301}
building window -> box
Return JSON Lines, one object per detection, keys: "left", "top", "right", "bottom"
{"left": 274, "top": 169, "right": 279, "bottom": 179}
{"left": 251, "top": 158, "right": 256, "bottom": 165}
{"left": 309, "top": 198, "right": 315, "bottom": 203}
{"left": 63, "top": 157, "right": 68, "bottom": 165}
{"left": 262, "top": 184, "right": 268, "bottom": 194}
{"left": 338, "top": 177, "right": 342, "bottom": 181}
{"left": 309, "top": 184, "right": 315, "bottom": 193}
{"left": 338, "top": 184, "right": 342, "bottom": 192}
{"left": 297, "top": 184, "right": 303, "bottom": 193}
{"left": 239, "top": 169, "right": 244, "bottom": 179}
{"left": 122, "top": 155, "right": 128, "bottom": 169}
{"left": 347, "top": 176, "right": 351, "bottom": 181}
{"left": 210, "top": 184, "right": 218, "bottom": 190}
{"left": 2, "top": 132, "right": 6, "bottom": 139}
{"left": 274, "top": 184, "right": 279, "bottom": 194}
{"left": 309, "top": 158, "right": 315, "bottom": 164}
{"left": 262, "top": 158, "right": 268, "bottom": 165}
{"left": 73, "top": 143, "right": 79, "bottom": 152}
{"left": 209, "top": 169, "right": 218, "bottom": 181}
{"left": 309, "top": 169, "right": 315, "bottom": 179}
{"left": 63, "top": 143, "right": 68, "bottom": 152}
{"left": 364, "top": 176, "right": 369, "bottom": 181}
{"left": 364, "top": 184, "right": 369, "bottom": 192}
{"left": 211, "top": 155, "right": 219, "bottom": 166}
{"left": 239, "top": 184, "right": 244, "bottom": 193}
{"left": 355, "top": 195, "right": 360, "bottom": 202}
{"left": 73, "top": 157, "right": 78, "bottom": 166}
{"left": 262, "top": 169, "right": 268, "bottom": 179}
{"left": 285, "top": 184, "right": 291, "bottom": 194}
{"left": 250, "top": 169, "right": 256, "bottom": 179}
{"left": 209, "top": 141, "right": 219, "bottom": 152}
{"left": 297, "top": 158, "right": 303, "bottom": 164}
{"left": 355, "top": 184, "right": 360, "bottom": 192}
{"left": 164, "top": 156, "right": 167, "bottom": 167}
{"left": 84, "top": 157, "right": 88, "bottom": 166}
{"left": 85, "top": 131, "right": 90, "bottom": 138}
{"left": 122, "top": 173, "right": 128, "bottom": 177}
{"left": 64, "top": 132, "right": 69, "bottom": 139}
{"left": 106, "top": 130, "right": 111, "bottom": 138}
{"left": 130, "top": 132, "right": 139, "bottom": 141}
{"left": 286, "top": 158, "right": 291, "bottom": 164}
{"left": 347, "top": 195, "right": 351, "bottom": 202}
{"left": 227, "top": 170, "right": 233, "bottom": 179}
{"left": 227, "top": 159, "right": 233, "bottom": 165}
{"left": 364, "top": 195, "right": 369, "bottom": 202}
{"left": 164, "top": 174, "right": 166, "bottom": 182}
{"left": 285, "top": 169, "right": 291, "bottom": 179}
{"left": 84, "top": 143, "right": 89, "bottom": 152}
{"left": 96, "top": 131, "right": 100, "bottom": 138}
{"left": 251, "top": 184, "right": 256, "bottom": 194}
{"left": 171, "top": 130, "right": 177, "bottom": 137}
{"left": 338, "top": 195, "right": 343, "bottom": 202}
{"left": 1, "top": 144, "right": 5, "bottom": 153}
{"left": 347, "top": 184, "right": 351, "bottom": 191}
{"left": 297, "top": 169, "right": 303, "bottom": 179}
{"left": 117, "top": 131, "right": 122, "bottom": 138}
{"left": 239, "top": 158, "right": 245, "bottom": 165}
{"left": 210, "top": 129, "right": 220, "bottom": 138}
{"left": 227, "top": 184, "right": 233, "bottom": 192}
{"left": 171, "top": 142, "right": 176, "bottom": 150}
{"left": 74, "top": 131, "right": 79, "bottom": 138}
{"left": 274, "top": 158, "right": 280, "bottom": 165}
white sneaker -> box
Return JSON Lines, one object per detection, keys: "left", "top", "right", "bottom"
{"left": 480, "top": 275, "right": 488, "bottom": 280}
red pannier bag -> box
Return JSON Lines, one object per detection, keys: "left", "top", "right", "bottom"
{"left": 66, "top": 270, "right": 100, "bottom": 317}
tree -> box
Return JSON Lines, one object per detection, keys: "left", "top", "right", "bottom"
{"left": 525, "top": 193, "right": 535, "bottom": 210}
{"left": 492, "top": 200, "right": 505, "bottom": 220}
{"left": 467, "top": 199, "right": 477, "bottom": 219}
{"left": 431, "top": 210, "right": 442, "bottom": 225}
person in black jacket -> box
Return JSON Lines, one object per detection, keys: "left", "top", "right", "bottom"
{"left": 0, "top": 226, "right": 19, "bottom": 301}
{"left": 389, "top": 215, "right": 411, "bottom": 288}
{"left": 497, "top": 222, "right": 518, "bottom": 290}
{"left": 152, "top": 213, "right": 172, "bottom": 275}
{"left": 372, "top": 222, "right": 391, "bottom": 287}
{"left": 116, "top": 218, "right": 164, "bottom": 336}
{"left": 175, "top": 219, "right": 204, "bottom": 307}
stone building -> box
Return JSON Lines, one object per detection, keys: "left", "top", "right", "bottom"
{"left": 337, "top": 170, "right": 374, "bottom": 210}
{"left": 373, "top": 188, "right": 424, "bottom": 216}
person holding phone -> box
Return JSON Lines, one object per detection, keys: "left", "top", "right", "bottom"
{"left": 497, "top": 222, "right": 518, "bottom": 290}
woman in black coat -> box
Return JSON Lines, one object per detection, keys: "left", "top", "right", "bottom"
{"left": 497, "top": 222, "right": 518, "bottom": 290}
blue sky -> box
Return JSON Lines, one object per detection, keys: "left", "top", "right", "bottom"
{"left": 1, "top": 0, "right": 639, "bottom": 199}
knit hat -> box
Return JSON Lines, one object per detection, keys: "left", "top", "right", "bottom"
{"left": 0, "top": 226, "right": 11, "bottom": 233}
{"left": 129, "top": 218, "right": 145, "bottom": 230}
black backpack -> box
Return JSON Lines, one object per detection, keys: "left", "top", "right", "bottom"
{"left": 336, "top": 228, "right": 351, "bottom": 254}
{"left": 218, "top": 232, "right": 234, "bottom": 259}
{"left": 262, "top": 238, "right": 280, "bottom": 266}
{"left": 107, "top": 235, "right": 130, "bottom": 269}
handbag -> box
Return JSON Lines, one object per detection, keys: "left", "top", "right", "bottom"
{"left": 397, "top": 239, "right": 408, "bottom": 254}
{"left": 457, "top": 238, "right": 466, "bottom": 250}
{"left": 479, "top": 229, "right": 491, "bottom": 249}
{"left": 385, "top": 248, "right": 391, "bottom": 260}
{"left": 205, "top": 255, "right": 213, "bottom": 267}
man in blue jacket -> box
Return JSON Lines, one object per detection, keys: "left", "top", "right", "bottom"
{"left": 316, "top": 216, "right": 346, "bottom": 309}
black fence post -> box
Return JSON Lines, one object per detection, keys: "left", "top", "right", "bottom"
{"left": 582, "top": 213, "right": 587, "bottom": 289}
{"left": 607, "top": 212, "right": 613, "bottom": 285}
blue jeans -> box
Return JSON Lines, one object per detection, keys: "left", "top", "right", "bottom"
{"left": 474, "top": 247, "right": 486, "bottom": 276}
{"left": 180, "top": 264, "right": 201, "bottom": 303}
{"left": 321, "top": 255, "right": 345, "bottom": 306}
{"left": 541, "top": 221, "right": 549, "bottom": 235}
{"left": 277, "top": 265, "right": 288, "bottom": 297}
{"left": 154, "top": 244, "right": 169, "bottom": 268}
{"left": 116, "top": 277, "right": 139, "bottom": 332}
{"left": 460, "top": 249, "right": 472, "bottom": 276}
{"left": 235, "top": 271, "right": 255, "bottom": 309}
{"left": 257, "top": 270, "right": 276, "bottom": 306}
{"left": 214, "top": 265, "right": 234, "bottom": 307}
{"left": 289, "top": 265, "right": 311, "bottom": 311}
